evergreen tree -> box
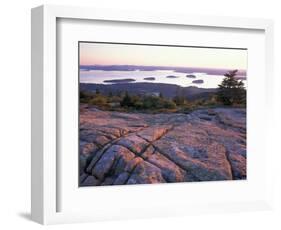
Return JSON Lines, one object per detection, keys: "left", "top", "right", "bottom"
{"left": 173, "top": 86, "right": 186, "bottom": 105}
{"left": 217, "top": 70, "right": 246, "bottom": 106}
{"left": 108, "top": 91, "right": 113, "bottom": 97}
{"left": 120, "top": 91, "right": 133, "bottom": 107}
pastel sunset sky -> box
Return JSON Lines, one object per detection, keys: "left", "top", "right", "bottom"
{"left": 79, "top": 42, "right": 247, "bottom": 70}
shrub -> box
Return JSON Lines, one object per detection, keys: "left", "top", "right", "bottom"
{"left": 142, "top": 96, "right": 155, "bottom": 109}
{"left": 80, "top": 91, "right": 95, "bottom": 104}
{"left": 173, "top": 95, "right": 186, "bottom": 106}
{"left": 95, "top": 88, "right": 100, "bottom": 95}
{"left": 89, "top": 95, "right": 107, "bottom": 106}
{"left": 120, "top": 91, "right": 134, "bottom": 107}
{"left": 163, "top": 99, "right": 177, "bottom": 109}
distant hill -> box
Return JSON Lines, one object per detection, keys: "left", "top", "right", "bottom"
{"left": 80, "top": 64, "right": 247, "bottom": 77}
{"left": 80, "top": 82, "right": 217, "bottom": 101}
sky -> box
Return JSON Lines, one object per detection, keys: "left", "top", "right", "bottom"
{"left": 79, "top": 42, "right": 247, "bottom": 70}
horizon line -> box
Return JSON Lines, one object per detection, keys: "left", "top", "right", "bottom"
{"left": 79, "top": 64, "right": 247, "bottom": 71}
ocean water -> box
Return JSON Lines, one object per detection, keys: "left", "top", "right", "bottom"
{"left": 80, "top": 70, "right": 246, "bottom": 89}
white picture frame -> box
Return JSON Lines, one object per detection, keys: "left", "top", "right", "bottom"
{"left": 31, "top": 4, "right": 274, "bottom": 225}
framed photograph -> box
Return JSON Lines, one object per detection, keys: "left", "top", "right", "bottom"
{"left": 31, "top": 5, "right": 274, "bottom": 224}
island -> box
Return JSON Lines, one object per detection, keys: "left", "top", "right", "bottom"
{"left": 192, "top": 79, "right": 204, "bottom": 84}
{"left": 103, "top": 78, "right": 136, "bottom": 83}
{"left": 143, "top": 77, "right": 156, "bottom": 81}
{"left": 166, "top": 75, "right": 179, "bottom": 78}
{"left": 186, "top": 74, "right": 196, "bottom": 78}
